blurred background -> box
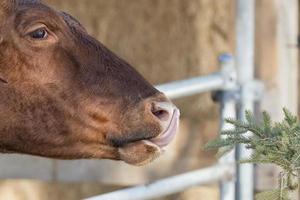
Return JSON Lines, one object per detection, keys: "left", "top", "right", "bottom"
{"left": 0, "top": 0, "right": 298, "bottom": 199}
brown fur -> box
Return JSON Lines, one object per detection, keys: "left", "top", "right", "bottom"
{"left": 0, "top": 0, "right": 175, "bottom": 165}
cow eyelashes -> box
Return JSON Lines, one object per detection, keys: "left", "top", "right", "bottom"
{"left": 29, "top": 28, "right": 48, "bottom": 40}
{"left": 23, "top": 23, "right": 59, "bottom": 44}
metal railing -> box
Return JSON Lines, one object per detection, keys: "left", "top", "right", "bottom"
{"left": 85, "top": 164, "right": 234, "bottom": 200}
{"left": 85, "top": 0, "right": 257, "bottom": 199}
{"left": 85, "top": 58, "right": 262, "bottom": 200}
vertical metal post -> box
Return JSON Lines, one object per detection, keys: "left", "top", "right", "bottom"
{"left": 235, "top": 0, "right": 255, "bottom": 199}
{"left": 218, "top": 55, "right": 237, "bottom": 200}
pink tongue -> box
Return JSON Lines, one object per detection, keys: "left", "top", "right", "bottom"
{"left": 150, "top": 109, "right": 180, "bottom": 148}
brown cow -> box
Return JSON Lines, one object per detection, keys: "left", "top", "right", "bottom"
{"left": 0, "top": 0, "right": 179, "bottom": 166}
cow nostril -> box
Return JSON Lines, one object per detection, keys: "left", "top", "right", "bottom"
{"left": 151, "top": 102, "right": 174, "bottom": 122}
{"left": 152, "top": 109, "right": 169, "bottom": 121}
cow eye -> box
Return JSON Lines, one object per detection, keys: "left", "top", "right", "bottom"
{"left": 29, "top": 28, "right": 48, "bottom": 39}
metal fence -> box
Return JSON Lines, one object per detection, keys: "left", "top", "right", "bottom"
{"left": 85, "top": 0, "right": 260, "bottom": 200}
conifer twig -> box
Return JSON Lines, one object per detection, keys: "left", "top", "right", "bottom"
{"left": 205, "top": 108, "right": 300, "bottom": 200}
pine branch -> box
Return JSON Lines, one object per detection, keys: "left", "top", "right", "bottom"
{"left": 205, "top": 108, "right": 300, "bottom": 200}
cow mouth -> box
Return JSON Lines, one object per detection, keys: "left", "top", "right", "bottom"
{"left": 149, "top": 108, "right": 180, "bottom": 148}
{"left": 118, "top": 107, "right": 180, "bottom": 166}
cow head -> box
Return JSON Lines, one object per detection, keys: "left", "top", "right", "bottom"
{"left": 0, "top": 0, "right": 179, "bottom": 166}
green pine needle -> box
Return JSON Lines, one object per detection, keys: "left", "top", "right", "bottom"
{"left": 205, "top": 108, "right": 300, "bottom": 200}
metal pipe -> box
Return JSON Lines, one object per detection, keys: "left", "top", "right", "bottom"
{"left": 218, "top": 55, "right": 237, "bottom": 200}
{"left": 220, "top": 100, "right": 236, "bottom": 200}
{"left": 84, "top": 164, "right": 234, "bottom": 200}
{"left": 235, "top": 0, "right": 255, "bottom": 199}
{"left": 155, "top": 72, "right": 225, "bottom": 99}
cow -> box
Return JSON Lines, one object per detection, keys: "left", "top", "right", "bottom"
{"left": 0, "top": 0, "right": 179, "bottom": 166}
